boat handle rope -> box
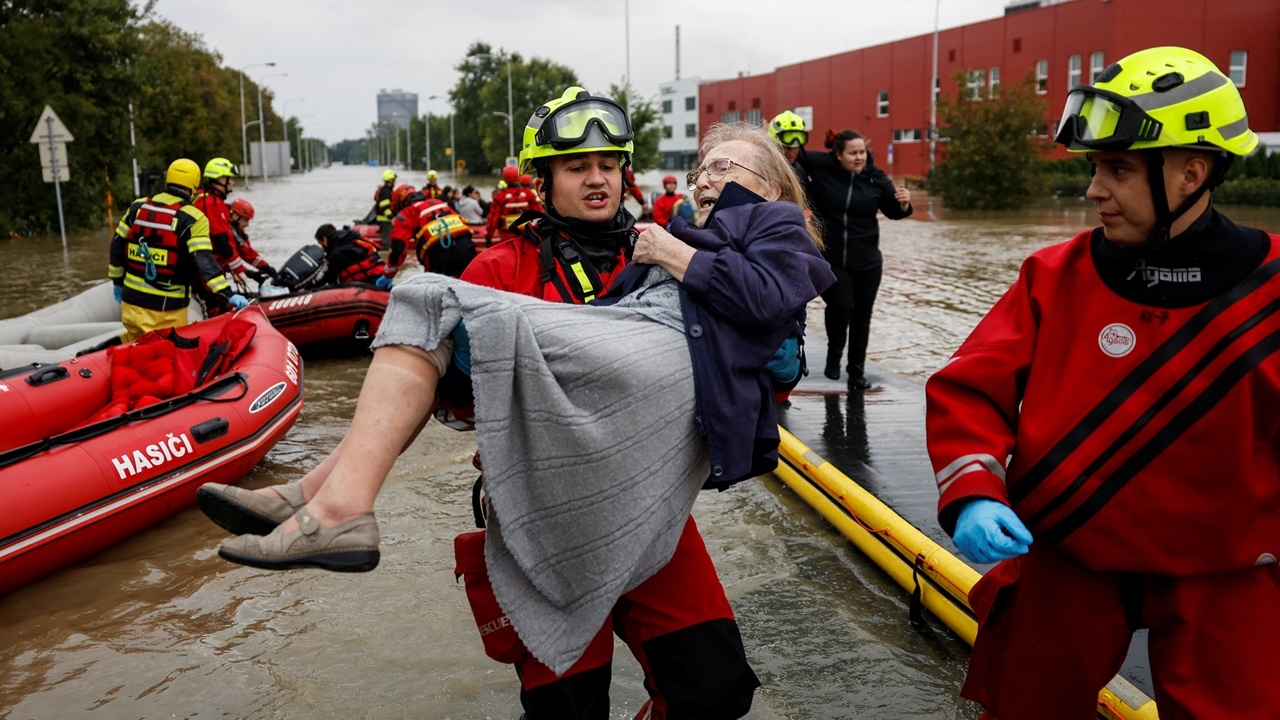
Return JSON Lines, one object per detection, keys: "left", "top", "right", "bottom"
{"left": 139, "top": 239, "right": 158, "bottom": 281}
{"left": 0, "top": 373, "right": 250, "bottom": 471}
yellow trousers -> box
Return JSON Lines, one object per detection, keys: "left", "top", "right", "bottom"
{"left": 120, "top": 303, "right": 188, "bottom": 343}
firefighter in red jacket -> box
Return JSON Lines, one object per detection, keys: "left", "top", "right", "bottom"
{"left": 386, "top": 184, "right": 477, "bottom": 280}
{"left": 484, "top": 164, "right": 542, "bottom": 244}
{"left": 109, "top": 159, "right": 248, "bottom": 341}
{"left": 423, "top": 169, "right": 444, "bottom": 199}
{"left": 370, "top": 169, "right": 397, "bottom": 247}
{"left": 925, "top": 47, "right": 1280, "bottom": 720}
{"left": 650, "top": 174, "right": 684, "bottom": 228}
{"left": 193, "top": 157, "right": 249, "bottom": 285}
{"left": 228, "top": 198, "right": 278, "bottom": 284}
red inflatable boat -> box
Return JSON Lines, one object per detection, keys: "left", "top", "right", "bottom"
{"left": 259, "top": 282, "right": 390, "bottom": 358}
{"left": 0, "top": 307, "right": 303, "bottom": 596}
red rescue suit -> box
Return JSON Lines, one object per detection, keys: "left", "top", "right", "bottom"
{"left": 231, "top": 226, "right": 271, "bottom": 274}
{"left": 193, "top": 187, "right": 248, "bottom": 278}
{"left": 451, "top": 214, "right": 758, "bottom": 719}
{"left": 387, "top": 197, "right": 476, "bottom": 278}
{"left": 485, "top": 186, "right": 542, "bottom": 244}
{"left": 926, "top": 226, "right": 1280, "bottom": 719}
{"left": 651, "top": 192, "right": 685, "bottom": 228}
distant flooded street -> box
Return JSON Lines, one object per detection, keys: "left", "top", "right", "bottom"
{"left": 2, "top": 165, "right": 1277, "bottom": 719}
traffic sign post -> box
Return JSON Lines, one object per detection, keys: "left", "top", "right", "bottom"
{"left": 28, "top": 105, "right": 74, "bottom": 251}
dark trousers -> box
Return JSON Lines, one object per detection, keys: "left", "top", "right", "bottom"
{"left": 821, "top": 264, "right": 882, "bottom": 379}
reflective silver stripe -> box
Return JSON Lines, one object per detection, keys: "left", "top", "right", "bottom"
{"left": 935, "top": 453, "right": 1005, "bottom": 493}
{"left": 1218, "top": 114, "right": 1251, "bottom": 140}
{"left": 140, "top": 203, "right": 179, "bottom": 215}
{"left": 134, "top": 219, "right": 175, "bottom": 231}
{"left": 1131, "top": 72, "right": 1227, "bottom": 112}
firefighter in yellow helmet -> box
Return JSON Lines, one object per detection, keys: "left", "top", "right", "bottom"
{"left": 926, "top": 47, "right": 1277, "bottom": 719}
{"left": 108, "top": 159, "right": 248, "bottom": 341}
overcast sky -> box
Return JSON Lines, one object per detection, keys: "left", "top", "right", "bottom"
{"left": 151, "top": 0, "right": 1017, "bottom": 144}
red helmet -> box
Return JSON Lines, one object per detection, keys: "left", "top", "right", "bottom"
{"left": 519, "top": 174, "right": 533, "bottom": 186}
{"left": 663, "top": 175, "right": 678, "bottom": 185}
{"left": 229, "top": 197, "right": 255, "bottom": 220}
{"left": 501, "top": 165, "right": 520, "bottom": 185}
{"left": 392, "top": 184, "right": 417, "bottom": 212}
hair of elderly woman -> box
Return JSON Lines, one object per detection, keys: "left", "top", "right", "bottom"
{"left": 698, "top": 122, "right": 823, "bottom": 249}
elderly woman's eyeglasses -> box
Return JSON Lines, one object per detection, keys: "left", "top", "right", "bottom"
{"left": 686, "top": 158, "right": 767, "bottom": 191}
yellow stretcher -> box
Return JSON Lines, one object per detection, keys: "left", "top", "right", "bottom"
{"left": 772, "top": 426, "right": 1159, "bottom": 720}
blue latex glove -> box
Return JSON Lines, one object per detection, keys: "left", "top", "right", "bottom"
{"left": 765, "top": 336, "right": 801, "bottom": 384}
{"left": 112, "top": 285, "right": 123, "bottom": 303}
{"left": 227, "top": 293, "right": 249, "bottom": 310}
{"left": 375, "top": 275, "right": 393, "bottom": 290}
{"left": 449, "top": 321, "right": 472, "bottom": 376}
{"left": 952, "top": 499, "right": 1033, "bottom": 564}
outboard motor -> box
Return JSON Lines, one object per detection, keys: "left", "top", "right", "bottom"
{"left": 275, "top": 244, "right": 327, "bottom": 292}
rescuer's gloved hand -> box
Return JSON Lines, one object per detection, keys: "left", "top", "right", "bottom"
{"left": 375, "top": 275, "right": 393, "bottom": 290}
{"left": 765, "top": 337, "right": 801, "bottom": 384}
{"left": 262, "top": 264, "right": 279, "bottom": 281}
{"left": 952, "top": 499, "right": 1032, "bottom": 564}
{"left": 112, "top": 285, "right": 123, "bottom": 303}
{"left": 227, "top": 293, "right": 249, "bottom": 310}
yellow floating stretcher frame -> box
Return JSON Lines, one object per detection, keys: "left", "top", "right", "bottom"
{"left": 772, "top": 426, "right": 1159, "bottom": 720}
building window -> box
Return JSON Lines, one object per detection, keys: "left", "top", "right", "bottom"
{"left": 705, "top": 103, "right": 714, "bottom": 114}
{"left": 892, "top": 128, "right": 921, "bottom": 143}
{"left": 745, "top": 109, "right": 762, "bottom": 125}
{"left": 722, "top": 111, "right": 740, "bottom": 123}
{"left": 728, "top": 100, "right": 736, "bottom": 111}
{"left": 751, "top": 97, "right": 761, "bottom": 109}
{"left": 662, "top": 99, "right": 673, "bottom": 114}
{"left": 1013, "top": 38, "right": 1022, "bottom": 53}
{"left": 1068, "top": 54, "right": 1082, "bottom": 89}
{"left": 876, "top": 90, "right": 889, "bottom": 117}
{"left": 685, "top": 123, "right": 697, "bottom": 138}
{"left": 1035, "top": 59, "right": 1048, "bottom": 94}
{"left": 967, "top": 69, "right": 986, "bottom": 100}
{"left": 1230, "top": 50, "right": 1247, "bottom": 86}
{"left": 662, "top": 125, "right": 673, "bottom": 139}
{"left": 1089, "top": 51, "right": 1105, "bottom": 83}
{"left": 989, "top": 66, "right": 1001, "bottom": 97}
{"left": 685, "top": 96, "right": 696, "bottom": 111}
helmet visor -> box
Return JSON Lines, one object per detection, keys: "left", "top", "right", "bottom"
{"left": 540, "top": 98, "right": 633, "bottom": 150}
{"left": 1055, "top": 86, "right": 1163, "bottom": 151}
{"left": 776, "top": 130, "right": 808, "bottom": 148}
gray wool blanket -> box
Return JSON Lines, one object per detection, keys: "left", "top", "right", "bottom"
{"left": 372, "top": 273, "right": 709, "bottom": 674}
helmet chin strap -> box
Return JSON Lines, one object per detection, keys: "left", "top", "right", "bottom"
{"left": 1142, "top": 148, "right": 1219, "bottom": 251}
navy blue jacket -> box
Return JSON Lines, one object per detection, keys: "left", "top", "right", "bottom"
{"left": 600, "top": 183, "right": 836, "bottom": 488}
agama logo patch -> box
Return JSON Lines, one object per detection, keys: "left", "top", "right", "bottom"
{"left": 1098, "top": 323, "right": 1136, "bottom": 358}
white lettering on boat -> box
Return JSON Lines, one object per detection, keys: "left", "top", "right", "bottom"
{"left": 109, "top": 432, "right": 194, "bottom": 480}
{"left": 284, "top": 342, "right": 300, "bottom": 385}
{"left": 0, "top": 383, "right": 8, "bottom": 392}
{"left": 267, "top": 294, "right": 315, "bottom": 311}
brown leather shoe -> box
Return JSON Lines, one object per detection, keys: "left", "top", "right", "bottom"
{"left": 197, "top": 482, "right": 307, "bottom": 536}
{"left": 217, "top": 507, "right": 380, "bottom": 573}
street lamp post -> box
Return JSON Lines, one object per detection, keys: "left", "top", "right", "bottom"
{"left": 426, "top": 94, "right": 443, "bottom": 177}
{"left": 929, "top": 0, "right": 941, "bottom": 172}
{"left": 282, "top": 98, "right": 304, "bottom": 173}
{"left": 239, "top": 61, "right": 276, "bottom": 188}
{"left": 257, "top": 73, "right": 288, "bottom": 182}
{"left": 471, "top": 53, "right": 515, "bottom": 159}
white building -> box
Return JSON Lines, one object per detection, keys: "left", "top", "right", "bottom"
{"left": 657, "top": 77, "right": 701, "bottom": 171}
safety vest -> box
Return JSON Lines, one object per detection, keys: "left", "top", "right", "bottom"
{"left": 122, "top": 196, "right": 193, "bottom": 299}
{"left": 338, "top": 238, "right": 387, "bottom": 284}
{"left": 412, "top": 199, "right": 472, "bottom": 265}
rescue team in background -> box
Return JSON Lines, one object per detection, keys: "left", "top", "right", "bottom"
{"left": 927, "top": 47, "right": 1280, "bottom": 719}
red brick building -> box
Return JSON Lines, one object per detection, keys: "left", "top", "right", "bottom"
{"left": 696, "top": 0, "right": 1280, "bottom": 179}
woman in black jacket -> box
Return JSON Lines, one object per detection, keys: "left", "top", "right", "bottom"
{"left": 798, "top": 129, "right": 912, "bottom": 389}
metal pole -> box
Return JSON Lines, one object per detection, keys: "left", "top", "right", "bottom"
{"left": 506, "top": 61, "right": 514, "bottom": 159}
{"left": 929, "top": 0, "right": 940, "bottom": 172}
{"left": 258, "top": 84, "right": 268, "bottom": 182}
{"left": 450, "top": 113, "right": 455, "bottom": 182}
{"left": 240, "top": 70, "right": 249, "bottom": 188}
{"left": 625, "top": 0, "right": 631, "bottom": 111}
{"left": 47, "top": 117, "right": 67, "bottom": 251}
{"left": 407, "top": 123, "right": 412, "bottom": 172}
{"left": 128, "top": 100, "right": 140, "bottom": 197}
{"left": 425, "top": 110, "right": 432, "bottom": 176}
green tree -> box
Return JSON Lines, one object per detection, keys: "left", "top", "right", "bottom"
{"left": 931, "top": 71, "right": 1053, "bottom": 210}
{"left": 607, "top": 83, "right": 659, "bottom": 172}
{"left": 0, "top": 0, "right": 142, "bottom": 233}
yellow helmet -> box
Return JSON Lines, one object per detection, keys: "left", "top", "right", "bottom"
{"left": 165, "top": 159, "right": 201, "bottom": 191}
{"left": 203, "top": 157, "right": 240, "bottom": 180}
{"left": 427, "top": 169, "right": 438, "bottom": 180}
{"left": 520, "top": 86, "right": 633, "bottom": 175}
{"left": 769, "top": 110, "right": 808, "bottom": 148}
{"left": 1055, "top": 46, "right": 1257, "bottom": 157}
{"left": 382, "top": 169, "right": 397, "bottom": 182}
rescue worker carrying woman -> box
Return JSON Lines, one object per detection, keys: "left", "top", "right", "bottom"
{"left": 926, "top": 47, "right": 1280, "bottom": 720}
{"left": 385, "top": 184, "right": 477, "bottom": 281}
{"left": 108, "top": 159, "right": 248, "bottom": 342}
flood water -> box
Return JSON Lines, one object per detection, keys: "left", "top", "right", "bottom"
{"left": 2, "top": 166, "right": 1277, "bottom": 719}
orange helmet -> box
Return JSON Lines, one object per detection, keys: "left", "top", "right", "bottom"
{"left": 229, "top": 197, "right": 255, "bottom": 220}
{"left": 501, "top": 165, "right": 520, "bottom": 185}
{"left": 392, "top": 184, "right": 417, "bottom": 213}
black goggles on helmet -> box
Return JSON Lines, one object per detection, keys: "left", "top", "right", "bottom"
{"left": 1054, "top": 86, "right": 1164, "bottom": 152}
{"left": 535, "top": 97, "right": 634, "bottom": 150}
